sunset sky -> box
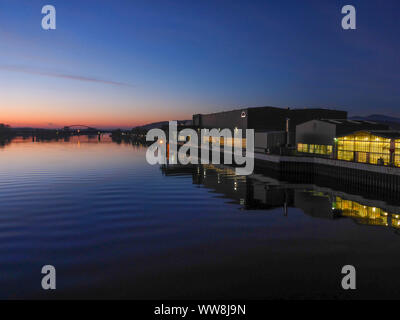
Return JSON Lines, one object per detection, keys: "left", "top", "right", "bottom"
{"left": 0, "top": 0, "right": 399, "bottom": 128}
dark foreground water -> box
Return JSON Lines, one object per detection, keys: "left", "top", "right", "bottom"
{"left": 1, "top": 136, "right": 400, "bottom": 299}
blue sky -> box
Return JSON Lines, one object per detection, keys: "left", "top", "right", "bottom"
{"left": 0, "top": 0, "right": 399, "bottom": 128}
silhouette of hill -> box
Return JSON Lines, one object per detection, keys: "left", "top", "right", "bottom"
{"left": 134, "top": 120, "right": 192, "bottom": 130}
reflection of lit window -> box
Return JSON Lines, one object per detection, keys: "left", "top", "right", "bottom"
{"left": 335, "top": 196, "right": 390, "bottom": 227}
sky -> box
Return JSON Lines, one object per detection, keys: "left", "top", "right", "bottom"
{"left": 0, "top": 0, "right": 399, "bottom": 128}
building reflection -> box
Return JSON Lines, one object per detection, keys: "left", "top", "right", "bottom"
{"left": 334, "top": 196, "right": 394, "bottom": 227}
{"left": 161, "top": 163, "right": 400, "bottom": 232}
{"left": 0, "top": 137, "right": 12, "bottom": 148}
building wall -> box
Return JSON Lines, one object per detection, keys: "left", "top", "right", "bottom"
{"left": 247, "top": 107, "right": 290, "bottom": 132}
{"left": 193, "top": 114, "right": 201, "bottom": 127}
{"left": 255, "top": 131, "right": 286, "bottom": 152}
{"left": 193, "top": 109, "right": 248, "bottom": 130}
{"left": 296, "top": 120, "right": 336, "bottom": 145}
{"left": 193, "top": 107, "right": 347, "bottom": 147}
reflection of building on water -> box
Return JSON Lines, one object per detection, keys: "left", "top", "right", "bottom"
{"left": 161, "top": 163, "right": 294, "bottom": 212}
{"left": 293, "top": 190, "right": 338, "bottom": 219}
{"left": 334, "top": 196, "right": 400, "bottom": 229}
{"left": 296, "top": 190, "right": 400, "bottom": 230}
{"left": 161, "top": 163, "right": 400, "bottom": 231}
{"left": 194, "top": 164, "right": 250, "bottom": 207}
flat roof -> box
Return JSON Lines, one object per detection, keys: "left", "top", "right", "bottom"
{"left": 317, "top": 119, "right": 380, "bottom": 126}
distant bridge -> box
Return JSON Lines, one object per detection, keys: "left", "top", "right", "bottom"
{"left": 63, "top": 125, "right": 98, "bottom": 131}
{"left": 61, "top": 126, "right": 114, "bottom": 135}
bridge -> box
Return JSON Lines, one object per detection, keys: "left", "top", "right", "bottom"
{"left": 63, "top": 125, "right": 98, "bottom": 131}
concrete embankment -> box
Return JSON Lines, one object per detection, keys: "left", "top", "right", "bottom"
{"left": 172, "top": 143, "right": 400, "bottom": 199}
{"left": 255, "top": 153, "right": 400, "bottom": 200}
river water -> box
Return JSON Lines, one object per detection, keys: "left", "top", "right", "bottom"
{"left": 0, "top": 135, "right": 400, "bottom": 299}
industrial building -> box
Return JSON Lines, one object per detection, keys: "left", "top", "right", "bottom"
{"left": 295, "top": 119, "right": 400, "bottom": 166}
{"left": 193, "top": 106, "right": 347, "bottom": 146}
{"left": 192, "top": 106, "right": 400, "bottom": 168}
{"left": 336, "top": 130, "right": 400, "bottom": 166}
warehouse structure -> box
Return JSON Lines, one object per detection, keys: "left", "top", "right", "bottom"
{"left": 336, "top": 130, "right": 400, "bottom": 166}
{"left": 296, "top": 119, "right": 389, "bottom": 157}
{"left": 193, "top": 106, "right": 347, "bottom": 146}
{"left": 295, "top": 119, "right": 400, "bottom": 166}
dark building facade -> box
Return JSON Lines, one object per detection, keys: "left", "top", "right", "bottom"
{"left": 193, "top": 106, "right": 347, "bottom": 145}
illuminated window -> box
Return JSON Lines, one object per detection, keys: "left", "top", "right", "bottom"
{"left": 356, "top": 152, "right": 367, "bottom": 163}
{"left": 297, "top": 143, "right": 331, "bottom": 155}
{"left": 337, "top": 132, "right": 392, "bottom": 165}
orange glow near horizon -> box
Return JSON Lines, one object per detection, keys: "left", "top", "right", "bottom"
{"left": 3, "top": 117, "right": 152, "bottom": 129}
{"left": 1, "top": 86, "right": 192, "bottom": 128}
{"left": 1, "top": 106, "right": 190, "bottom": 129}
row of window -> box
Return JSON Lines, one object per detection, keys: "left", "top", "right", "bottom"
{"left": 337, "top": 151, "right": 390, "bottom": 165}
{"left": 338, "top": 140, "right": 390, "bottom": 153}
{"left": 298, "top": 143, "right": 393, "bottom": 165}
{"left": 337, "top": 134, "right": 394, "bottom": 165}
{"left": 297, "top": 143, "right": 332, "bottom": 155}
{"left": 203, "top": 136, "right": 246, "bottom": 147}
{"left": 298, "top": 132, "right": 400, "bottom": 166}
{"left": 340, "top": 134, "right": 390, "bottom": 142}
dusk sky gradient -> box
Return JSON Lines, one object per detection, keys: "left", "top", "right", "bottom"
{"left": 0, "top": 0, "right": 399, "bottom": 128}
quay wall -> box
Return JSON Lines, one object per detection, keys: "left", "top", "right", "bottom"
{"left": 255, "top": 153, "right": 400, "bottom": 200}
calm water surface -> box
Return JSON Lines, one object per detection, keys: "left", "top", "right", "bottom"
{"left": 1, "top": 136, "right": 400, "bottom": 299}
